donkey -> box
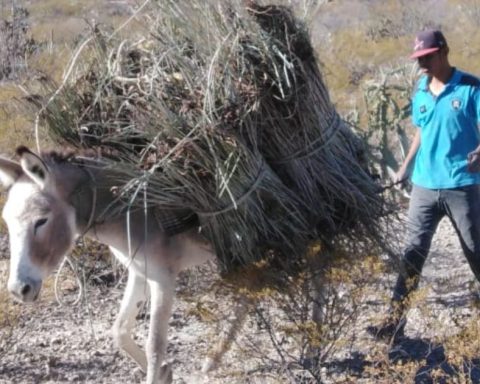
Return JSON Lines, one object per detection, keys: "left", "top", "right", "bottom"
{"left": 0, "top": 146, "right": 219, "bottom": 384}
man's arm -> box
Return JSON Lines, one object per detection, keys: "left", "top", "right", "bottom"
{"left": 468, "top": 141, "right": 480, "bottom": 173}
{"left": 469, "top": 86, "right": 480, "bottom": 173}
{"left": 394, "top": 129, "right": 421, "bottom": 183}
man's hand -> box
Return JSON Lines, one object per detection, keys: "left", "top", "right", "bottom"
{"left": 393, "top": 164, "right": 409, "bottom": 185}
{"left": 468, "top": 149, "right": 480, "bottom": 172}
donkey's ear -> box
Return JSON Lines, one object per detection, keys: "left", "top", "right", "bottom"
{"left": 0, "top": 156, "right": 23, "bottom": 188}
{"left": 16, "top": 146, "right": 49, "bottom": 188}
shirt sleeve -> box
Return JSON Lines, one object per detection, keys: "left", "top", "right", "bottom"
{"left": 411, "top": 88, "right": 421, "bottom": 128}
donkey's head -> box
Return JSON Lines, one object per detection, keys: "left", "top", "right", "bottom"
{"left": 0, "top": 147, "right": 78, "bottom": 302}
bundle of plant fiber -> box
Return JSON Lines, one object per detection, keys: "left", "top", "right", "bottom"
{"left": 29, "top": 0, "right": 392, "bottom": 271}
{"left": 242, "top": 3, "right": 390, "bottom": 248}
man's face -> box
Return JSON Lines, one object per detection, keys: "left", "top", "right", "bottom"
{"left": 417, "top": 49, "right": 447, "bottom": 76}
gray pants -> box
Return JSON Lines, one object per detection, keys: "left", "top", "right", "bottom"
{"left": 393, "top": 184, "right": 480, "bottom": 303}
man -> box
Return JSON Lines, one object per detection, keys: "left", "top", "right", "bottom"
{"left": 370, "top": 30, "right": 480, "bottom": 341}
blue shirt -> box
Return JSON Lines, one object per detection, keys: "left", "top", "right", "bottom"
{"left": 411, "top": 68, "right": 480, "bottom": 189}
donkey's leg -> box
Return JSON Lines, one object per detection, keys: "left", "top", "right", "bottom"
{"left": 112, "top": 269, "right": 148, "bottom": 371}
{"left": 146, "top": 275, "right": 176, "bottom": 384}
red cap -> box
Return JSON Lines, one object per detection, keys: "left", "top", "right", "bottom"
{"left": 410, "top": 30, "right": 447, "bottom": 59}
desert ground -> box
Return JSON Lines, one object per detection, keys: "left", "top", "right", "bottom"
{"left": 1, "top": 215, "right": 480, "bottom": 383}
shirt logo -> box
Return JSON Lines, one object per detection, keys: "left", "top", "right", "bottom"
{"left": 420, "top": 105, "right": 427, "bottom": 113}
{"left": 451, "top": 98, "right": 462, "bottom": 110}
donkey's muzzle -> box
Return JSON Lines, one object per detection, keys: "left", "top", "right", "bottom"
{"left": 8, "top": 278, "right": 41, "bottom": 303}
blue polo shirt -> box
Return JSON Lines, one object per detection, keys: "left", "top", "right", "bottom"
{"left": 411, "top": 68, "right": 480, "bottom": 189}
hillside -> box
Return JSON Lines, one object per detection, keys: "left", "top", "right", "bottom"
{"left": 1, "top": 0, "right": 480, "bottom": 149}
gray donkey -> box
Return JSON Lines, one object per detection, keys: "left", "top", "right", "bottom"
{"left": 0, "top": 147, "right": 221, "bottom": 384}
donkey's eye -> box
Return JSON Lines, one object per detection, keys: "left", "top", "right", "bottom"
{"left": 34, "top": 218, "right": 48, "bottom": 235}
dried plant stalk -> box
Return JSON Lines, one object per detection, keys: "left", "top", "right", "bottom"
{"left": 27, "top": 0, "right": 395, "bottom": 271}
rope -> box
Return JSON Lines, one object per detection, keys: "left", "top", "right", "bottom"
{"left": 270, "top": 112, "right": 342, "bottom": 164}
{"left": 381, "top": 177, "right": 409, "bottom": 192}
{"left": 197, "top": 161, "right": 267, "bottom": 217}
{"left": 54, "top": 256, "right": 83, "bottom": 306}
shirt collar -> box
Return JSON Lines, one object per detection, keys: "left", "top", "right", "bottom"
{"left": 419, "top": 67, "right": 460, "bottom": 92}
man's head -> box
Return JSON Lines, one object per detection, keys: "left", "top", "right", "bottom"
{"left": 410, "top": 30, "right": 450, "bottom": 76}
{"left": 410, "top": 30, "right": 447, "bottom": 59}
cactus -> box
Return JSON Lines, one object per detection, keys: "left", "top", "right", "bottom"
{"left": 356, "top": 63, "right": 419, "bottom": 198}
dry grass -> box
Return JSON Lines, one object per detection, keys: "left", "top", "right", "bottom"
{"left": 0, "top": 288, "right": 18, "bottom": 330}
{"left": 0, "top": 259, "right": 18, "bottom": 329}
{"left": 0, "top": 84, "right": 36, "bottom": 153}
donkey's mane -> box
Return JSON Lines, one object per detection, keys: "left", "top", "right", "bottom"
{"left": 40, "top": 149, "right": 76, "bottom": 163}
{"left": 16, "top": 146, "right": 102, "bottom": 165}
{"left": 42, "top": 149, "right": 102, "bottom": 165}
